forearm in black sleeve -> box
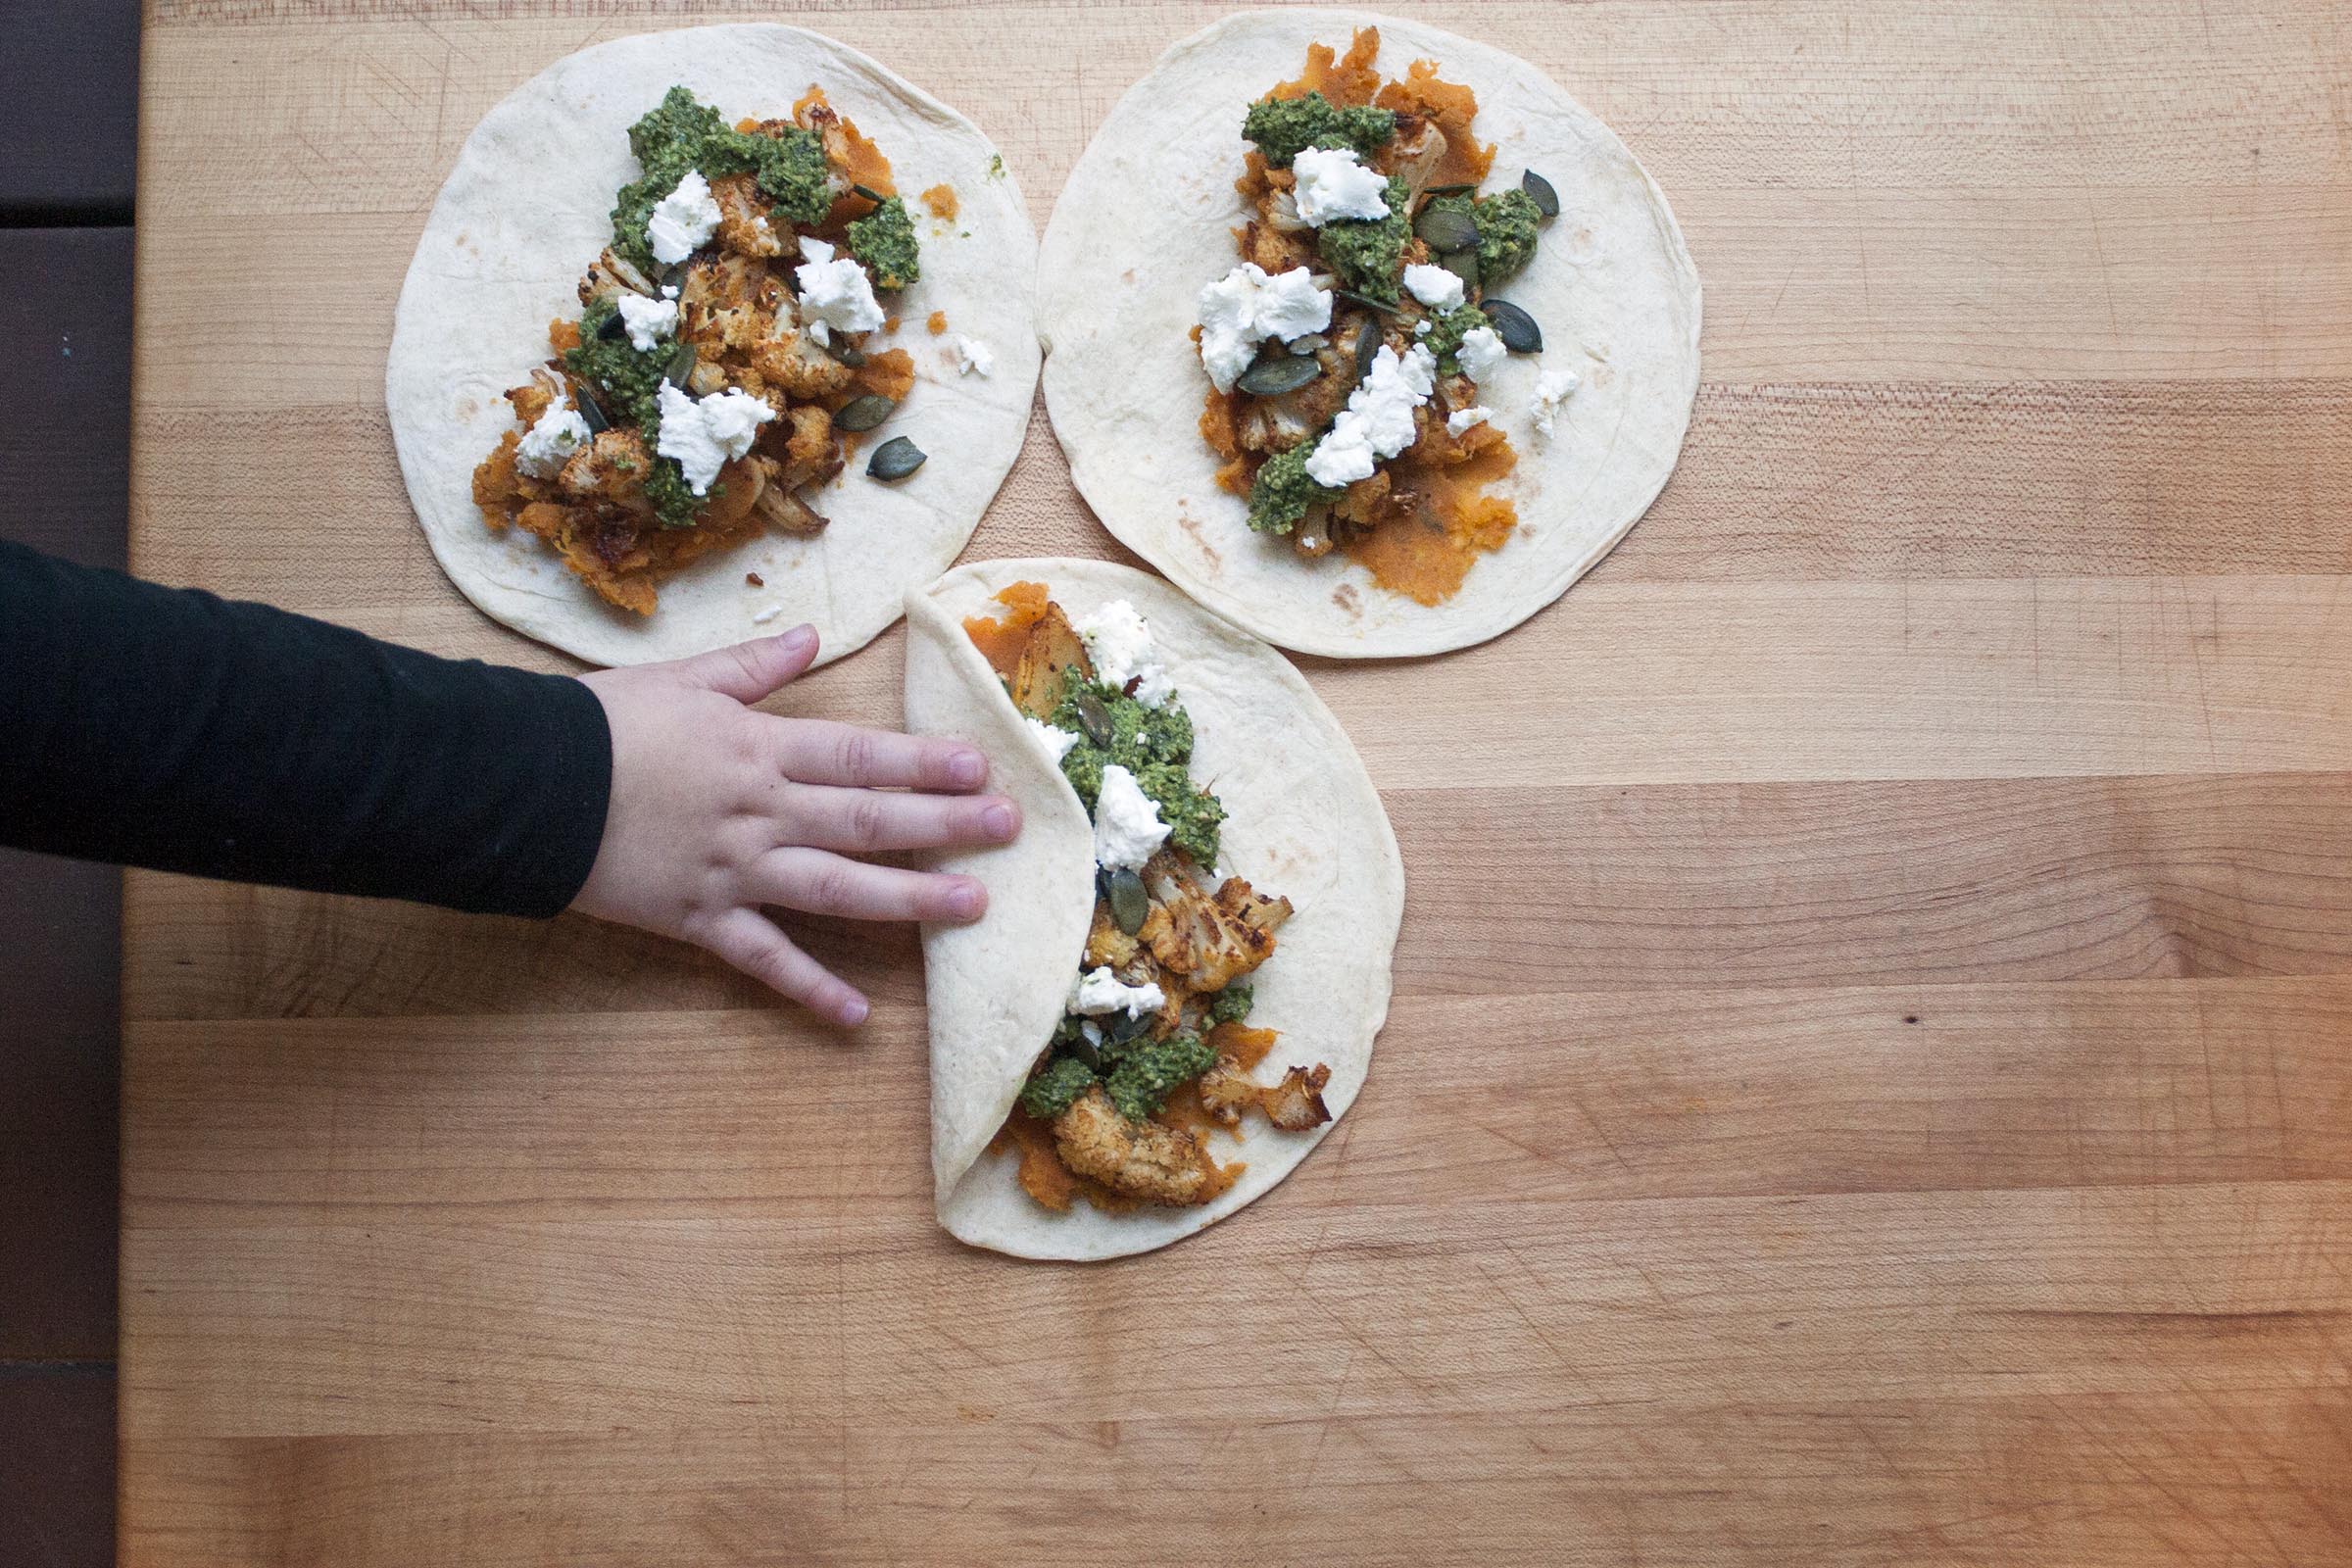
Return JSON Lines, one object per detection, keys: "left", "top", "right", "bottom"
{"left": 0, "top": 540, "right": 611, "bottom": 917}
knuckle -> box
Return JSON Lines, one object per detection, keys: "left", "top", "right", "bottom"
{"left": 834, "top": 729, "right": 880, "bottom": 780}
{"left": 846, "top": 795, "right": 891, "bottom": 848}
{"left": 806, "top": 862, "right": 859, "bottom": 912}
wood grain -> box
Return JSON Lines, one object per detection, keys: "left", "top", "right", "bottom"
{"left": 124, "top": 1, "right": 2352, "bottom": 1563}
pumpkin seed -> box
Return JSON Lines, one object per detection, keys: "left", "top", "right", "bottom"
{"left": 1073, "top": 690, "right": 1114, "bottom": 748}
{"left": 1065, "top": 1031, "right": 1105, "bottom": 1073}
{"left": 1354, "top": 315, "right": 1384, "bottom": 378}
{"left": 1106, "top": 867, "right": 1150, "bottom": 935}
{"left": 596, "top": 307, "right": 628, "bottom": 342}
{"left": 1440, "top": 247, "right": 1481, "bottom": 293}
{"left": 1334, "top": 288, "right": 1398, "bottom": 316}
{"left": 1521, "top": 169, "right": 1560, "bottom": 219}
{"left": 818, "top": 334, "right": 866, "bottom": 368}
{"left": 573, "top": 386, "right": 610, "bottom": 435}
{"left": 832, "top": 393, "right": 895, "bottom": 432}
{"left": 1416, "top": 202, "right": 1480, "bottom": 254}
{"left": 850, "top": 182, "right": 889, "bottom": 203}
{"left": 865, "top": 435, "right": 926, "bottom": 480}
{"left": 1236, "top": 354, "right": 1323, "bottom": 397}
{"left": 1483, "top": 298, "right": 1544, "bottom": 354}
{"left": 1420, "top": 182, "right": 1476, "bottom": 200}
{"left": 663, "top": 339, "right": 697, "bottom": 385}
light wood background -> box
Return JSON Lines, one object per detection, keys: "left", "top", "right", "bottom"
{"left": 123, "top": 3, "right": 2352, "bottom": 1563}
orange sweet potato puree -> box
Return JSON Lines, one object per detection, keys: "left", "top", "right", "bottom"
{"left": 921, "top": 183, "right": 958, "bottom": 220}
{"left": 962, "top": 580, "right": 1050, "bottom": 675}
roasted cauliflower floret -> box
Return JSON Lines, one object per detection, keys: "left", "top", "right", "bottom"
{"left": 710, "top": 173, "right": 785, "bottom": 258}
{"left": 1051, "top": 1085, "right": 1226, "bottom": 1206}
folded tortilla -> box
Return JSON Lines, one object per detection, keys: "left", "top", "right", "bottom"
{"left": 906, "top": 559, "right": 1404, "bottom": 1259}
{"left": 389, "top": 24, "right": 1038, "bottom": 668}
{"left": 1038, "top": 9, "right": 1700, "bottom": 658}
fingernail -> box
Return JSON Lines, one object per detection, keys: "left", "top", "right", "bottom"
{"left": 778, "top": 624, "right": 816, "bottom": 655}
{"left": 981, "top": 802, "right": 1017, "bottom": 840}
{"left": 946, "top": 748, "right": 986, "bottom": 789}
{"left": 838, "top": 993, "right": 870, "bottom": 1027}
{"left": 952, "top": 879, "right": 988, "bottom": 919}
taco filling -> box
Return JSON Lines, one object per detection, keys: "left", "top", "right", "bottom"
{"left": 1197, "top": 26, "right": 1561, "bottom": 606}
{"left": 962, "top": 582, "right": 1334, "bottom": 1212}
{"left": 471, "top": 84, "right": 926, "bottom": 616}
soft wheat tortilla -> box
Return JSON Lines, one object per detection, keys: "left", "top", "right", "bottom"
{"left": 1038, "top": 9, "right": 1700, "bottom": 659}
{"left": 906, "top": 559, "right": 1404, "bottom": 1260}
{"left": 389, "top": 24, "right": 1038, "bottom": 668}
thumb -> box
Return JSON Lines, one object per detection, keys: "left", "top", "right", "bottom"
{"left": 666, "top": 625, "right": 819, "bottom": 704}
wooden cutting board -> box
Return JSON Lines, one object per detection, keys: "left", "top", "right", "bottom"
{"left": 122, "top": 3, "right": 2352, "bottom": 1562}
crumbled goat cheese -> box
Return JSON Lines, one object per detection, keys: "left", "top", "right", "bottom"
{"left": 1532, "top": 366, "right": 1582, "bottom": 438}
{"left": 1402, "top": 263, "right": 1466, "bottom": 311}
{"left": 1195, "top": 264, "right": 1331, "bottom": 393}
{"left": 1304, "top": 343, "right": 1436, "bottom": 488}
{"left": 654, "top": 382, "right": 775, "bottom": 495}
{"left": 514, "top": 400, "right": 591, "bottom": 479}
{"left": 952, "top": 335, "right": 995, "bottom": 376}
{"left": 752, "top": 605, "right": 782, "bottom": 625}
{"left": 1291, "top": 145, "right": 1391, "bottom": 225}
{"left": 1025, "top": 716, "right": 1080, "bottom": 764}
{"left": 647, "top": 169, "right": 721, "bottom": 266}
{"left": 1446, "top": 405, "right": 1493, "bottom": 437}
{"left": 793, "top": 237, "right": 886, "bottom": 348}
{"left": 615, "top": 291, "right": 679, "bottom": 351}
{"left": 1074, "top": 599, "right": 1176, "bottom": 707}
{"left": 1070, "top": 965, "right": 1166, "bottom": 1019}
{"left": 1092, "top": 763, "right": 1170, "bottom": 871}
{"left": 1456, "top": 324, "right": 1507, "bottom": 383}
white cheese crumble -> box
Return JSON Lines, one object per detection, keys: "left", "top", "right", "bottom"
{"left": 1069, "top": 965, "right": 1166, "bottom": 1019}
{"left": 1024, "top": 715, "right": 1080, "bottom": 764}
{"left": 1304, "top": 343, "right": 1436, "bottom": 488}
{"left": 1446, "top": 405, "right": 1493, "bottom": 437}
{"left": 752, "top": 605, "right": 782, "bottom": 625}
{"left": 1402, "top": 263, "right": 1465, "bottom": 311}
{"left": 793, "top": 237, "right": 885, "bottom": 348}
{"left": 654, "top": 381, "right": 775, "bottom": 495}
{"left": 1195, "top": 263, "right": 1331, "bottom": 393}
{"left": 952, "top": 335, "right": 995, "bottom": 377}
{"left": 514, "top": 400, "right": 591, "bottom": 479}
{"left": 1290, "top": 145, "right": 1390, "bottom": 225}
{"left": 615, "top": 291, "right": 679, "bottom": 351}
{"left": 1456, "top": 324, "right": 1507, "bottom": 383}
{"left": 1532, "top": 366, "right": 1582, "bottom": 438}
{"left": 646, "top": 169, "right": 721, "bottom": 266}
{"left": 1092, "top": 763, "right": 1170, "bottom": 871}
{"left": 1073, "top": 599, "right": 1176, "bottom": 707}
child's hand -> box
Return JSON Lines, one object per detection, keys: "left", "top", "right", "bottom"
{"left": 571, "top": 625, "right": 1015, "bottom": 1026}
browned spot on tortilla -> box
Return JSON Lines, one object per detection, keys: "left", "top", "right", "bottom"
{"left": 1333, "top": 582, "right": 1361, "bottom": 614}
{"left": 1175, "top": 507, "right": 1222, "bottom": 568}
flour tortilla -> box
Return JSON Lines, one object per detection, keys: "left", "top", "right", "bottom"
{"left": 906, "top": 560, "right": 1403, "bottom": 1260}
{"left": 1038, "top": 10, "right": 1699, "bottom": 659}
{"left": 389, "top": 24, "right": 1038, "bottom": 668}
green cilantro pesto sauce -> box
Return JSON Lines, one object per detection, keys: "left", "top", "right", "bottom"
{"left": 1421, "top": 301, "right": 1494, "bottom": 377}
{"left": 1242, "top": 90, "right": 1396, "bottom": 169}
{"left": 1018, "top": 1032, "right": 1216, "bottom": 1123}
{"left": 1316, "top": 174, "right": 1413, "bottom": 305}
{"left": 845, "top": 195, "right": 921, "bottom": 290}
{"left": 1207, "top": 983, "right": 1253, "bottom": 1026}
{"left": 612, "top": 86, "right": 832, "bottom": 273}
{"left": 1017, "top": 1054, "right": 1097, "bottom": 1119}
{"left": 1245, "top": 441, "right": 1340, "bottom": 536}
{"left": 563, "top": 297, "right": 703, "bottom": 530}
{"left": 1468, "top": 187, "right": 1543, "bottom": 286}
{"left": 1046, "top": 672, "right": 1225, "bottom": 866}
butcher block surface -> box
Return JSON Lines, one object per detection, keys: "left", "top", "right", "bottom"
{"left": 124, "top": 3, "right": 2351, "bottom": 1563}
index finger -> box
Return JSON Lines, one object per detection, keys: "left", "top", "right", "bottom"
{"left": 771, "top": 718, "right": 990, "bottom": 793}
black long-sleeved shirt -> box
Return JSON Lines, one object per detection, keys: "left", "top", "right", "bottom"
{"left": 0, "top": 540, "right": 611, "bottom": 917}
